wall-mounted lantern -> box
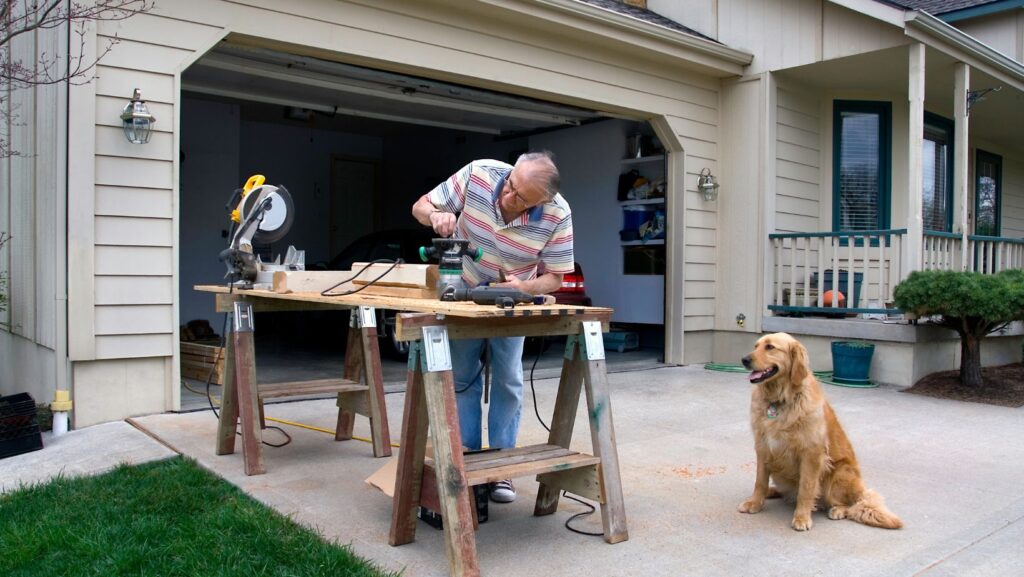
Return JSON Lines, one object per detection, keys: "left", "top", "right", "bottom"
{"left": 120, "top": 88, "right": 156, "bottom": 144}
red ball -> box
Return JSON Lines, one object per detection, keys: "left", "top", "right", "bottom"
{"left": 823, "top": 290, "right": 845, "bottom": 307}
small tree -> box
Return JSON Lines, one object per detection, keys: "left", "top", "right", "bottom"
{"left": 893, "top": 269, "right": 1024, "bottom": 387}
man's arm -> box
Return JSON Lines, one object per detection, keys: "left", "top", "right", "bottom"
{"left": 496, "top": 272, "right": 563, "bottom": 295}
{"left": 412, "top": 194, "right": 456, "bottom": 237}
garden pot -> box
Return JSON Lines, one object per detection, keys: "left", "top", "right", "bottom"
{"left": 831, "top": 341, "right": 874, "bottom": 383}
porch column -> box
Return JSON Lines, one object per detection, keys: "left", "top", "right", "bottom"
{"left": 905, "top": 43, "right": 925, "bottom": 275}
{"left": 954, "top": 63, "right": 970, "bottom": 270}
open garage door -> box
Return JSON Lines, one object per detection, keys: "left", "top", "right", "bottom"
{"left": 177, "top": 42, "right": 668, "bottom": 404}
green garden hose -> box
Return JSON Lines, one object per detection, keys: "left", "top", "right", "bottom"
{"left": 703, "top": 363, "right": 874, "bottom": 387}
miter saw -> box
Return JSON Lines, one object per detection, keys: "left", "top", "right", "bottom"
{"left": 219, "top": 174, "right": 303, "bottom": 288}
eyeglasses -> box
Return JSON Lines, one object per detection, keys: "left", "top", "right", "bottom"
{"left": 506, "top": 174, "right": 532, "bottom": 207}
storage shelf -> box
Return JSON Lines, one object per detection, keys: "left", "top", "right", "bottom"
{"left": 621, "top": 239, "right": 665, "bottom": 246}
{"left": 621, "top": 154, "right": 665, "bottom": 165}
{"left": 620, "top": 198, "right": 665, "bottom": 206}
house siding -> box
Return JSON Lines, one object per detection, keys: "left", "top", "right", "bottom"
{"left": 0, "top": 11, "right": 67, "bottom": 403}
{"left": 775, "top": 86, "right": 821, "bottom": 233}
{"left": 954, "top": 11, "right": 1024, "bottom": 64}
{"left": 1002, "top": 155, "right": 1024, "bottom": 239}
{"left": 53, "top": 0, "right": 735, "bottom": 423}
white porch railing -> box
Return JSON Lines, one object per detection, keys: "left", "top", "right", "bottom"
{"left": 770, "top": 230, "right": 1024, "bottom": 316}
{"left": 967, "top": 235, "right": 1024, "bottom": 273}
{"left": 769, "top": 230, "right": 906, "bottom": 315}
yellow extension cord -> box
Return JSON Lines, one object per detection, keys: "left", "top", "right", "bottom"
{"left": 183, "top": 381, "right": 401, "bottom": 448}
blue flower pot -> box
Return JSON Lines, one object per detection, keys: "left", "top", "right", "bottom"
{"left": 831, "top": 341, "right": 874, "bottom": 383}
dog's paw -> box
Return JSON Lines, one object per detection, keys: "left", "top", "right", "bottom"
{"left": 791, "top": 514, "right": 813, "bottom": 531}
{"left": 738, "top": 499, "right": 764, "bottom": 514}
{"left": 828, "top": 506, "right": 848, "bottom": 520}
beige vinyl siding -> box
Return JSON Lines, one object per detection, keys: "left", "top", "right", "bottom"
{"left": 1002, "top": 156, "right": 1024, "bottom": 239}
{"left": 88, "top": 14, "right": 222, "bottom": 361}
{"left": 775, "top": 87, "right": 821, "bottom": 233}
{"left": 717, "top": 0, "right": 822, "bottom": 75}
{"left": 2, "top": 15, "right": 67, "bottom": 349}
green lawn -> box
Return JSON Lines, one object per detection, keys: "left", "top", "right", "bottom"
{"left": 0, "top": 456, "right": 398, "bottom": 577}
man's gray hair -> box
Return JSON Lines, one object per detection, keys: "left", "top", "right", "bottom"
{"left": 516, "top": 151, "right": 560, "bottom": 200}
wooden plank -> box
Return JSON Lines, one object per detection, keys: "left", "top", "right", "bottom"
{"left": 213, "top": 292, "right": 346, "bottom": 313}
{"left": 389, "top": 352, "right": 429, "bottom": 546}
{"left": 359, "top": 322, "right": 393, "bottom": 457}
{"left": 350, "top": 262, "right": 438, "bottom": 288}
{"left": 536, "top": 339, "right": 586, "bottom": 516}
{"left": 581, "top": 354, "right": 628, "bottom": 544}
{"left": 422, "top": 367, "right": 479, "bottom": 576}
{"left": 350, "top": 284, "right": 437, "bottom": 299}
{"left": 256, "top": 378, "right": 364, "bottom": 399}
{"left": 463, "top": 452, "right": 600, "bottom": 487}
{"left": 273, "top": 270, "right": 355, "bottom": 294}
{"left": 196, "top": 285, "right": 612, "bottom": 319}
{"left": 336, "top": 326, "right": 363, "bottom": 441}
{"left": 215, "top": 324, "right": 238, "bottom": 456}
{"left": 233, "top": 328, "right": 265, "bottom": 476}
{"left": 536, "top": 466, "right": 603, "bottom": 503}
{"left": 396, "top": 313, "right": 611, "bottom": 342}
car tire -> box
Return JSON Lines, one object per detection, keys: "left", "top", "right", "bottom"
{"left": 380, "top": 311, "right": 410, "bottom": 361}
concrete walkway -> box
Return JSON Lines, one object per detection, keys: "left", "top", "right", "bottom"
{"left": 4, "top": 364, "right": 1023, "bottom": 576}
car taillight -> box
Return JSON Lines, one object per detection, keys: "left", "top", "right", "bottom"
{"left": 561, "top": 273, "right": 585, "bottom": 293}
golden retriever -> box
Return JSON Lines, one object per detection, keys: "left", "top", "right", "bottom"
{"left": 738, "top": 332, "right": 902, "bottom": 531}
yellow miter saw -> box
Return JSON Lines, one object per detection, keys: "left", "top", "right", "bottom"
{"left": 219, "top": 174, "right": 301, "bottom": 287}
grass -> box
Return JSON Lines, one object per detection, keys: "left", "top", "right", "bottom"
{"left": 0, "top": 456, "right": 399, "bottom": 577}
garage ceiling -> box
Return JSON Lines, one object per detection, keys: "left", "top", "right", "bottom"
{"left": 182, "top": 43, "right": 609, "bottom": 136}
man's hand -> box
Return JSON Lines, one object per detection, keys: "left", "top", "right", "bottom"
{"left": 429, "top": 211, "right": 457, "bottom": 237}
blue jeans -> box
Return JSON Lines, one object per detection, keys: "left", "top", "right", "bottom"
{"left": 449, "top": 336, "right": 525, "bottom": 451}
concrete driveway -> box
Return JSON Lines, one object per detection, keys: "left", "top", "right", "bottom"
{"left": 5, "top": 364, "right": 1023, "bottom": 576}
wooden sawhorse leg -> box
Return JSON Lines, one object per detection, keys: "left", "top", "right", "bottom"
{"left": 214, "top": 300, "right": 266, "bottom": 476}
{"left": 336, "top": 306, "right": 392, "bottom": 457}
{"left": 390, "top": 327, "right": 480, "bottom": 577}
{"left": 534, "top": 321, "right": 628, "bottom": 544}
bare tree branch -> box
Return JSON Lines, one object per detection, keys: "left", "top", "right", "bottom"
{"left": 1, "top": 0, "right": 153, "bottom": 157}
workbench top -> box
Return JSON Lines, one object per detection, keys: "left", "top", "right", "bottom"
{"left": 194, "top": 284, "right": 612, "bottom": 319}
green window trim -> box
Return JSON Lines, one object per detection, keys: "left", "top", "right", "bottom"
{"left": 923, "top": 111, "right": 954, "bottom": 233}
{"left": 832, "top": 100, "right": 892, "bottom": 244}
{"left": 975, "top": 150, "right": 1002, "bottom": 237}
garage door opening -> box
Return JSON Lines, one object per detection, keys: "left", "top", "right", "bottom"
{"left": 178, "top": 43, "right": 668, "bottom": 408}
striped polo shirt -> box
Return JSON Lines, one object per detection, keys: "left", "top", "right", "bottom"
{"left": 428, "top": 159, "right": 574, "bottom": 288}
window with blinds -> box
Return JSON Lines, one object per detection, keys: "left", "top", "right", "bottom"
{"left": 923, "top": 113, "right": 953, "bottom": 233}
{"left": 975, "top": 150, "right": 1002, "bottom": 237}
{"left": 833, "top": 101, "right": 891, "bottom": 234}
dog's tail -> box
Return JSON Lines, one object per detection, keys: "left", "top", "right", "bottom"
{"left": 849, "top": 489, "right": 902, "bottom": 529}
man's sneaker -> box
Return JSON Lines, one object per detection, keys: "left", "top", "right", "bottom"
{"left": 490, "top": 479, "right": 516, "bottom": 503}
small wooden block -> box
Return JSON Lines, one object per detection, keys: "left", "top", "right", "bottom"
{"left": 351, "top": 263, "right": 438, "bottom": 289}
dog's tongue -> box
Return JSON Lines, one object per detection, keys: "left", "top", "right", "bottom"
{"left": 748, "top": 370, "right": 766, "bottom": 382}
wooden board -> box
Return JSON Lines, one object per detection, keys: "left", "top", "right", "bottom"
{"left": 351, "top": 262, "right": 438, "bottom": 288}
{"left": 195, "top": 284, "right": 613, "bottom": 319}
{"left": 180, "top": 342, "right": 224, "bottom": 384}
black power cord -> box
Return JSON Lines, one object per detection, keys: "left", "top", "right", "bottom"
{"left": 192, "top": 284, "right": 292, "bottom": 448}
{"left": 320, "top": 259, "right": 404, "bottom": 297}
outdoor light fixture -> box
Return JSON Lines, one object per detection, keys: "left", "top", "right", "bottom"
{"left": 698, "top": 167, "right": 720, "bottom": 201}
{"left": 120, "top": 88, "right": 156, "bottom": 144}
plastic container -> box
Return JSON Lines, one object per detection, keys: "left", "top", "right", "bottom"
{"left": 831, "top": 342, "right": 874, "bottom": 383}
{"left": 812, "top": 269, "right": 863, "bottom": 309}
{"left": 0, "top": 393, "right": 44, "bottom": 460}
{"left": 622, "top": 205, "right": 656, "bottom": 232}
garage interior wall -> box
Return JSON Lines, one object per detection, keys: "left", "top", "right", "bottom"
{"left": 179, "top": 95, "right": 666, "bottom": 334}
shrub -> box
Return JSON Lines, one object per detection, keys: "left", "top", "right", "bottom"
{"left": 893, "top": 269, "right": 1024, "bottom": 387}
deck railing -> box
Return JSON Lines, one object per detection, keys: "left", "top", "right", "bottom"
{"left": 768, "top": 230, "right": 906, "bottom": 315}
{"left": 967, "top": 235, "right": 1024, "bottom": 274}
{"left": 770, "top": 230, "right": 1024, "bottom": 316}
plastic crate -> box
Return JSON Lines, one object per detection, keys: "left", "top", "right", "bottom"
{"left": 603, "top": 330, "right": 639, "bottom": 353}
{"left": 0, "top": 393, "right": 44, "bottom": 460}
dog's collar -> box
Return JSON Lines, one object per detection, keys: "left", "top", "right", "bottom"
{"left": 767, "top": 402, "right": 781, "bottom": 419}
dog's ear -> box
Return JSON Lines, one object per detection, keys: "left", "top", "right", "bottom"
{"left": 789, "top": 340, "right": 811, "bottom": 384}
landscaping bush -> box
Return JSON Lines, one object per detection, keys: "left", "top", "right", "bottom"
{"left": 893, "top": 269, "right": 1024, "bottom": 387}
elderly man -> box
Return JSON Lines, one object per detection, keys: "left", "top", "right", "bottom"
{"left": 411, "top": 151, "right": 574, "bottom": 503}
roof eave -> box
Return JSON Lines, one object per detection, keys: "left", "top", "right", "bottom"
{"left": 530, "top": 0, "right": 753, "bottom": 74}
{"left": 904, "top": 10, "right": 1024, "bottom": 92}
